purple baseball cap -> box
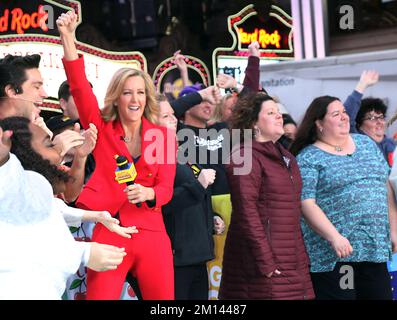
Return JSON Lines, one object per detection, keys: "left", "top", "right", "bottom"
{"left": 178, "top": 83, "right": 206, "bottom": 98}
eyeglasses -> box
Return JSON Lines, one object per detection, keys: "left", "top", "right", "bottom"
{"left": 363, "top": 115, "right": 385, "bottom": 122}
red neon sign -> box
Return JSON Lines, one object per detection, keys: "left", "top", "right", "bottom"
{"left": 0, "top": 6, "right": 49, "bottom": 34}
{"left": 238, "top": 28, "right": 281, "bottom": 49}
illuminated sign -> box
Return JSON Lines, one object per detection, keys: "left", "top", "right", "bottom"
{"left": 0, "top": 0, "right": 147, "bottom": 112}
{"left": 0, "top": 6, "right": 49, "bottom": 34}
{"left": 238, "top": 28, "right": 281, "bottom": 49}
{"left": 152, "top": 55, "right": 211, "bottom": 98}
{"left": 0, "top": 0, "right": 65, "bottom": 36}
{"left": 212, "top": 4, "right": 294, "bottom": 85}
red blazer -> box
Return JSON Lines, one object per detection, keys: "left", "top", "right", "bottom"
{"left": 63, "top": 55, "right": 176, "bottom": 231}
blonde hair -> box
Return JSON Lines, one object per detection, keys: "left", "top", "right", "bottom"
{"left": 101, "top": 68, "right": 158, "bottom": 123}
{"left": 211, "top": 93, "right": 236, "bottom": 123}
{"left": 155, "top": 93, "right": 168, "bottom": 104}
{"left": 151, "top": 93, "right": 169, "bottom": 125}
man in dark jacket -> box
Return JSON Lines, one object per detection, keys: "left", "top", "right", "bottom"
{"left": 162, "top": 162, "right": 219, "bottom": 299}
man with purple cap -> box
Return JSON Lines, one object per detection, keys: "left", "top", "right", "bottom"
{"left": 174, "top": 83, "right": 230, "bottom": 196}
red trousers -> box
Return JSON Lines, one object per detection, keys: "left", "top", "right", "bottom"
{"left": 86, "top": 223, "right": 174, "bottom": 300}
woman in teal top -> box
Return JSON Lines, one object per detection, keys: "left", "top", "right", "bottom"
{"left": 290, "top": 96, "right": 397, "bottom": 300}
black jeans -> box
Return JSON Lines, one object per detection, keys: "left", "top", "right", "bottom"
{"left": 310, "top": 262, "right": 392, "bottom": 300}
{"left": 175, "top": 264, "right": 209, "bottom": 300}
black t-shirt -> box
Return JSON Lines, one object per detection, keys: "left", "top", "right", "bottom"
{"left": 170, "top": 91, "right": 230, "bottom": 195}
{"left": 177, "top": 121, "right": 230, "bottom": 195}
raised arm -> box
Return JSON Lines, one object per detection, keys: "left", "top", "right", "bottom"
{"left": 216, "top": 73, "right": 243, "bottom": 94}
{"left": 173, "top": 50, "right": 190, "bottom": 89}
{"left": 216, "top": 41, "right": 261, "bottom": 95}
{"left": 57, "top": 11, "right": 103, "bottom": 129}
{"left": 56, "top": 11, "right": 78, "bottom": 60}
{"left": 242, "top": 41, "right": 261, "bottom": 94}
{"left": 344, "top": 70, "right": 379, "bottom": 133}
{"left": 170, "top": 85, "right": 221, "bottom": 118}
{"left": 63, "top": 123, "right": 97, "bottom": 203}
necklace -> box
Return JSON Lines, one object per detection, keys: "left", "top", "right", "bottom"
{"left": 319, "top": 139, "right": 343, "bottom": 152}
{"left": 122, "top": 123, "right": 142, "bottom": 144}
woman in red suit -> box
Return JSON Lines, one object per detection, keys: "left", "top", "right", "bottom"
{"left": 57, "top": 11, "right": 177, "bottom": 300}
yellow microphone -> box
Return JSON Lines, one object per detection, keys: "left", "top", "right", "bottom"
{"left": 114, "top": 154, "right": 141, "bottom": 207}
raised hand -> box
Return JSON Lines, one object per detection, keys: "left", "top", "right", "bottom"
{"left": 198, "top": 85, "right": 222, "bottom": 105}
{"left": 56, "top": 10, "right": 78, "bottom": 36}
{"left": 248, "top": 41, "right": 260, "bottom": 57}
{"left": 173, "top": 50, "right": 190, "bottom": 87}
{"left": 32, "top": 116, "right": 53, "bottom": 140}
{"left": 75, "top": 123, "right": 98, "bottom": 158}
{"left": 57, "top": 10, "right": 79, "bottom": 61}
{"left": 173, "top": 50, "right": 187, "bottom": 72}
{"left": 355, "top": 70, "right": 379, "bottom": 94}
{"left": 216, "top": 73, "right": 238, "bottom": 89}
{"left": 52, "top": 129, "right": 85, "bottom": 159}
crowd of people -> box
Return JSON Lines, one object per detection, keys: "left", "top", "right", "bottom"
{"left": 1, "top": 10, "right": 397, "bottom": 300}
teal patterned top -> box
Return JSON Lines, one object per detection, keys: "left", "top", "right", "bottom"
{"left": 297, "top": 134, "right": 392, "bottom": 273}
